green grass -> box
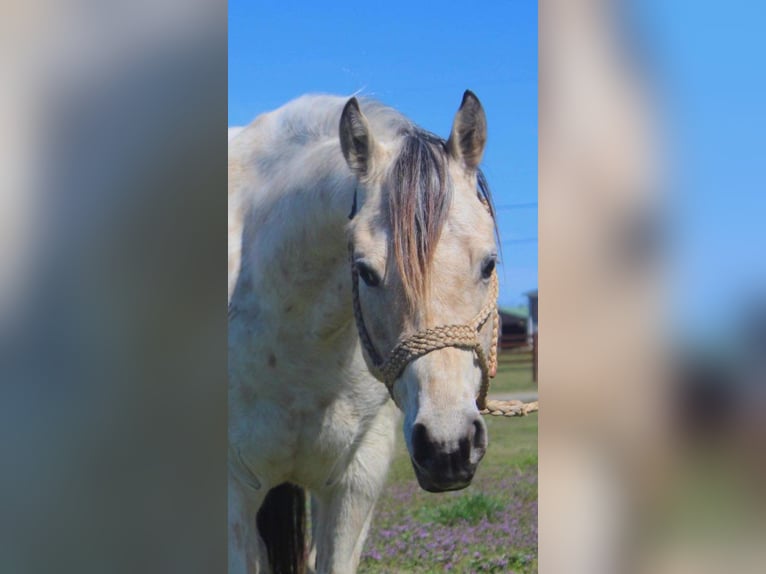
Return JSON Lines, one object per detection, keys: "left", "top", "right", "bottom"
{"left": 417, "top": 493, "right": 507, "bottom": 526}
{"left": 487, "top": 352, "right": 537, "bottom": 395}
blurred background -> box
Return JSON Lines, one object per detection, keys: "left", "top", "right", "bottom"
{"left": 540, "top": 1, "right": 766, "bottom": 573}
{"left": 0, "top": 1, "right": 227, "bottom": 572}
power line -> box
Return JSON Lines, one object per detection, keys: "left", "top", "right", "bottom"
{"left": 494, "top": 202, "right": 538, "bottom": 210}
{"left": 502, "top": 238, "right": 538, "bottom": 245}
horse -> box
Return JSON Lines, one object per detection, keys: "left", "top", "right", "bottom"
{"left": 228, "top": 91, "right": 499, "bottom": 574}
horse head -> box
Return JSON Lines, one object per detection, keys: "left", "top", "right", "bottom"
{"left": 342, "top": 91, "right": 498, "bottom": 492}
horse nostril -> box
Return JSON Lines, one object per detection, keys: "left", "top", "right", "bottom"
{"left": 411, "top": 423, "right": 431, "bottom": 466}
{"left": 472, "top": 419, "right": 484, "bottom": 447}
{"left": 470, "top": 418, "right": 487, "bottom": 463}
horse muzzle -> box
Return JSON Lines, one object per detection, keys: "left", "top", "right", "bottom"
{"left": 409, "top": 416, "right": 487, "bottom": 492}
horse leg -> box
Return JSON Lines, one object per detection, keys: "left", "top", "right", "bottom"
{"left": 229, "top": 473, "right": 269, "bottom": 574}
{"left": 312, "top": 403, "right": 397, "bottom": 574}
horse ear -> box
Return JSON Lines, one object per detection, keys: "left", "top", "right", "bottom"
{"left": 340, "top": 98, "right": 375, "bottom": 178}
{"left": 447, "top": 90, "right": 487, "bottom": 170}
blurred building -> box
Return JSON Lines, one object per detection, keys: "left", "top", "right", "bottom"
{"left": 498, "top": 306, "right": 528, "bottom": 349}
{"left": 497, "top": 289, "right": 538, "bottom": 350}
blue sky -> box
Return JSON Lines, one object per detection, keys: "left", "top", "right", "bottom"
{"left": 633, "top": 1, "right": 766, "bottom": 337}
{"left": 229, "top": 0, "right": 538, "bottom": 308}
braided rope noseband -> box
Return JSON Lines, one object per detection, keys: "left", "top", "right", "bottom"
{"left": 350, "top": 257, "right": 500, "bottom": 411}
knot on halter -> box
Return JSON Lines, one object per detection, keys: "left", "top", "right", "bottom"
{"left": 350, "top": 261, "right": 499, "bottom": 411}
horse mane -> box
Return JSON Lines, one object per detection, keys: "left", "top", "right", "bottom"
{"left": 387, "top": 128, "right": 451, "bottom": 308}
{"left": 385, "top": 126, "right": 495, "bottom": 309}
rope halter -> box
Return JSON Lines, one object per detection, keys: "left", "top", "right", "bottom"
{"left": 350, "top": 258, "right": 500, "bottom": 411}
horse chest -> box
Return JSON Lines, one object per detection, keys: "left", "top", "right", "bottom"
{"left": 230, "top": 312, "right": 388, "bottom": 489}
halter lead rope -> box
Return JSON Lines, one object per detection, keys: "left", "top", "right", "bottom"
{"left": 350, "top": 255, "right": 500, "bottom": 411}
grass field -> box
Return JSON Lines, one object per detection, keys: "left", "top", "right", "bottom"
{"left": 487, "top": 352, "right": 537, "bottom": 395}
{"left": 358, "top": 355, "right": 538, "bottom": 573}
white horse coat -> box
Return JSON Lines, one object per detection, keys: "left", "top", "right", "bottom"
{"left": 229, "top": 93, "right": 496, "bottom": 574}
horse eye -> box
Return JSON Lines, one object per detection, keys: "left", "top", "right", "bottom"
{"left": 355, "top": 261, "right": 381, "bottom": 287}
{"left": 480, "top": 256, "right": 496, "bottom": 280}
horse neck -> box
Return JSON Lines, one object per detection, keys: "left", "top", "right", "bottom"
{"left": 234, "top": 162, "right": 357, "bottom": 341}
